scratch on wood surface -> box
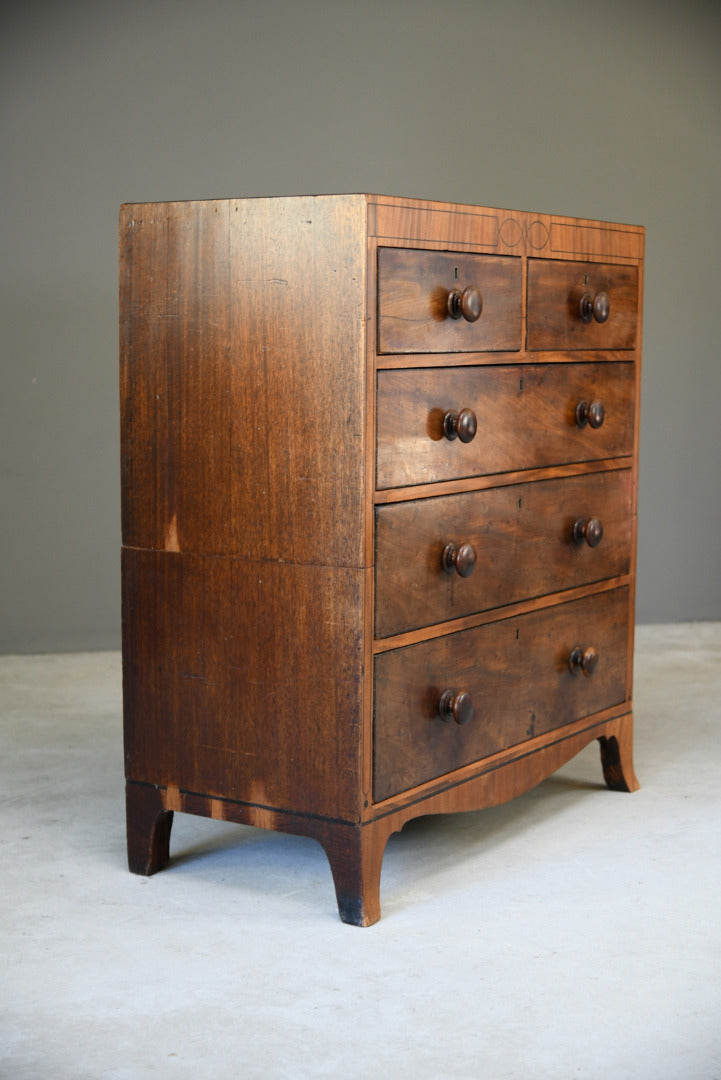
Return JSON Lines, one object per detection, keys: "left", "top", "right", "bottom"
{"left": 165, "top": 785, "right": 181, "bottom": 811}
{"left": 201, "top": 745, "right": 257, "bottom": 757}
{"left": 180, "top": 673, "right": 221, "bottom": 687}
{"left": 165, "top": 513, "right": 180, "bottom": 552}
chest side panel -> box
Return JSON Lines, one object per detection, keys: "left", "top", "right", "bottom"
{"left": 120, "top": 196, "right": 369, "bottom": 568}
{"left": 122, "top": 549, "right": 368, "bottom": 821}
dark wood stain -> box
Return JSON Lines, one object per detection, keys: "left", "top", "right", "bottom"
{"left": 121, "top": 195, "right": 642, "bottom": 925}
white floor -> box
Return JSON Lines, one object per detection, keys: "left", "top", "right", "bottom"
{"left": 1, "top": 624, "right": 720, "bottom": 1080}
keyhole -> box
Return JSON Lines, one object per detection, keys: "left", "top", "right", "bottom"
{"left": 454, "top": 266, "right": 459, "bottom": 280}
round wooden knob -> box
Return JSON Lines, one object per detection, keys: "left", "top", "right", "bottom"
{"left": 575, "top": 400, "right": 605, "bottom": 429}
{"left": 442, "top": 541, "right": 477, "bottom": 577}
{"left": 572, "top": 517, "right": 604, "bottom": 547}
{"left": 438, "top": 689, "right": 474, "bottom": 725}
{"left": 443, "top": 408, "right": 477, "bottom": 443}
{"left": 579, "top": 291, "right": 610, "bottom": 324}
{"left": 568, "top": 645, "right": 599, "bottom": 677}
{"left": 447, "top": 286, "right": 483, "bottom": 322}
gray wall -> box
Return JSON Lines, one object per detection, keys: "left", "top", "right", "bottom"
{"left": 2, "top": 0, "right": 720, "bottom": 653}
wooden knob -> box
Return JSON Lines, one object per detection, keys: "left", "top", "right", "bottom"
{"left": 438, "top": 689, "right": 474, "bottom": 725}
{"left": 447, "top": 286, "right": 483, "bottom": 322}
{"left": 442, "top": 542, "right": 477, "bottom": 577}
{"left": 568, "top": 645, "right": 599, "bottom": 677}
{"left": 579, "top": 291, "right": 610, "bottom": 323}
{"left": 572, "top": 517, "right": 604, "bottom": 547}
{"left": 575, "top": 400, "right": 605, "bottom": 429}
{"left": 443, "top": 408, "right": 477, "bottom": 443}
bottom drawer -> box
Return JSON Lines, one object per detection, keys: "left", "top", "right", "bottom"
{"left": 374, "top": 587, "right": 629, "bottom": 801}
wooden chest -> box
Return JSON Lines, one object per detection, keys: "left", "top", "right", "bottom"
{"left": 120, "top": 194, "right": 643, "bottom": 924}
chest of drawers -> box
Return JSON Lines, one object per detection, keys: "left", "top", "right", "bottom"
{"left": 120, "top": 194, "right": 643, "bottom": 925}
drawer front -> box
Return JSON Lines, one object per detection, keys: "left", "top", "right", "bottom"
{"left": 374, "top": 587, "right": 629, "bottom": 801}
{"left": 376, "top": 362, "right": 635, "bottom": 489}
{"left": 375, "top": 470, "right": 632, "bottom": 638}
{"left": 378, "top": 248, "right": 522, "bottom": 354}
{"left": 527, "top": 260, "right": 638, "bottom": 350}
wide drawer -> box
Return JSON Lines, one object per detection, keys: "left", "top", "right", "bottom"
{"left": 374, "top": 587, "right": 629, "bottom": 801}
{"left": 377, "top": 248, "right": 522, "bottom": 354}
{"left": 527, "top": 259, "right": 638, "bottom": 350}
{"left": 376, "top": 362, "right": 635, "bottom": 489}
{"left": 375, "top": 469, "right": 632, "bottom": 638}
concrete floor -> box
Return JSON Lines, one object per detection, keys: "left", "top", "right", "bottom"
{"left": 1, "top": 624, "right": 720, "bottom": 1080}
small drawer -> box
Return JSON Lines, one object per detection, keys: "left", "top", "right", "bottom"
{"left": 377, "top": 248, "right": 522, "bottom": 354}
{"left": 375, "top": 470, "right": 632, "bottom": 638}
{"left": 376, "top": 362, "right": 635, "bottom": 489}
{"left": 527, "top": 259, "right": 638, "bottom": 350}
{"left": 373, "top": 587, "right": 629, "bottom": 801}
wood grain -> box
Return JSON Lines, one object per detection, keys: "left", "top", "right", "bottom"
{"left": 527, "top": 259, "right": 638, "bottom": 350}
{"left": 374, "top": 587, "right": 629, "bottom": 800}
{"left": 121, "top": 194, "right": 642, "bottom": 923}
{"left": 369, "top": 197, "right": 644, "bottom": 261}
{"left": 376, "top": 362, "right": 635, "bottom": 489}
{"left": 121, "top": 195, "right": 369, "bottom": 566}
{"left": 122, "top": 547, "right": 367, "bottom": 821}
{"left": 375, "top": 469, "right": 633, "bottom": 637}
{"left": 377, "top": 247, "right": 522, "bottom": 353}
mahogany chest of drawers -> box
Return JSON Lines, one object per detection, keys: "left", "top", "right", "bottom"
{"left": 120, "top": 194, "right": 643, "bottom": 925}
